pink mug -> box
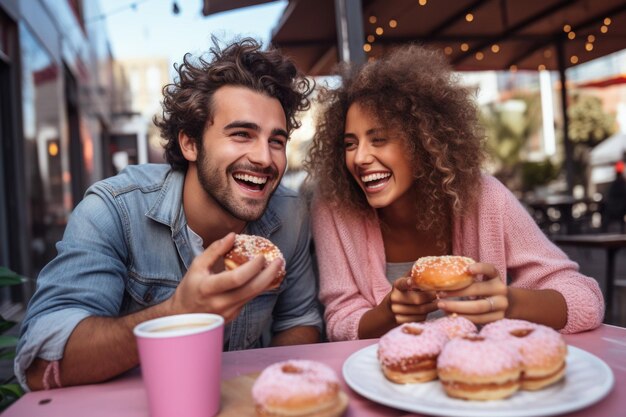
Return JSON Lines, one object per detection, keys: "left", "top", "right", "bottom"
{"left": 134, "top": 313, "right": 224, "bottom": 417}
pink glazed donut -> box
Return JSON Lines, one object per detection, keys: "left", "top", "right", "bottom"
{"left": 378, "top": 323, "right": 448, "bottom": 383}
{"left": 252, "top": 359, "right": 348, "bottom": 417}
{"left": 437, "top": 334, "right": 523, "bottom": 401}
{"left": 427, "top": 314, "right": 477, "bottom": 339}
{"left": 480, "top": 319, "right": 567, "bottom": 390}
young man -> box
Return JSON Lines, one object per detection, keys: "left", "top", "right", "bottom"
{"left": 16, "top": 38, "right": 322, "bottom": 390}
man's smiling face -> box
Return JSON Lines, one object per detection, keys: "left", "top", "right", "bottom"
{"left": 195, "top": 85, "right": 288, "bottom": 221}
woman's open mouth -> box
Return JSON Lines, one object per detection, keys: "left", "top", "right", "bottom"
{"left": 361, "top": 172, "right": 391, "bottom": 191}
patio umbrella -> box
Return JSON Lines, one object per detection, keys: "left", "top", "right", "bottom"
{"left": 204, "top": 0, "right": 626, "bottom": 193}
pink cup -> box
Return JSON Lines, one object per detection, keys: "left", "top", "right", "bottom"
{"left": 134, "top": 313, "right": 224, "bottom": 417}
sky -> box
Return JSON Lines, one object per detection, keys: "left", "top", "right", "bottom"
{"left": 99, "top": 0, "right": 287, "bottom": 66}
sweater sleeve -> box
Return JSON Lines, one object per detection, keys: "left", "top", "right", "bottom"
{"left": 311, "top": 200, "right": 379, "bottom": 341}
{"left": 489, "top": 178, "right": 604, "bottom": 333}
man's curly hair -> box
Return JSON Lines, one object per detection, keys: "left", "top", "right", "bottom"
{"left": 304, "top": 45, "right": 485, "bottom": 244}
{"left": 155, "top": 37, "right": 313, "bottom": 171}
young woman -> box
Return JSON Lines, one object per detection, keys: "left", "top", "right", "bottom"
{"left": 305, "top": 45, "right": 603, "bottom": 341}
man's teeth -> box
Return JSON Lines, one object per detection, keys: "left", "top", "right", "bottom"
{"left": 361, "top": 172, "right": 391, "bottom": 183}
{"left": 234, "top": 174, "right": 268, "bottom": 184}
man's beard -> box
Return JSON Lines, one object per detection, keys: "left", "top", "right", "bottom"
{"left": 196, "top": 145, "right": 279, "bottom": 222}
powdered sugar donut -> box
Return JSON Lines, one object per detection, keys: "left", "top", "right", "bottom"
{"left": 224, "top": 234, "right": 286, "bottom": 289}
{"left": 378, "top": 323, "right": 448, "bottom": 383}
{"left": 480, "top": 319, "right": 567, "bottom": 390}
{"left": 427, "top": 314, "right": 477, "bottom": 339}
{"left": 410, "top": 256, "right": 475, "bottom": 291}
{"left": 252, "top": 359, "right": 348, "bottom": 417}
{"left": 437, "top": 334, "right": 523, "bottom": 401}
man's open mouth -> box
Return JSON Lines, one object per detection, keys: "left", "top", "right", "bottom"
{"left": 233, "top": 173, "right": 269, "bottom": 192}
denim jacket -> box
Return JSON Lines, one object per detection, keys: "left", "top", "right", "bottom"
{"left": 15, "top": 164, "right": 322, "bottom": 389}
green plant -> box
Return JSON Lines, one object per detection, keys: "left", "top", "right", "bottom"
{"left": 0, "top": 267, "right": 25, "bottom": 411}
{"left": 521, "top": 159, "right": 560, "bottom": 192}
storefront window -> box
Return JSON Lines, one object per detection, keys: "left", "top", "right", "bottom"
{"left": 20, "top": 25, "right": 68, "bottom": 277}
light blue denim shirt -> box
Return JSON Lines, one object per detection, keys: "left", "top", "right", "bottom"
{"left": 15, "top": 164, "right": 322, "bottom": 389}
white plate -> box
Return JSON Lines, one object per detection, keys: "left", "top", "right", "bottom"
{"left": 342, "top": 344, "right": 614, "bottom": 417}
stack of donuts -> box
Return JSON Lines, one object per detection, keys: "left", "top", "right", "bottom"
{"left": 377, "top": 316, "right": 568, "bottom": 401}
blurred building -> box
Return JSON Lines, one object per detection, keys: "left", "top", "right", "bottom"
{"left": 0, "top": 0, "right": 134, "bottom": 313}
{"left": 112, "top": 56, "right": 171, "bottom": 167}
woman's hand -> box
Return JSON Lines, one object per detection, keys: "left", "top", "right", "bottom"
{"left": 436, "top": 262, "right": 508, "bottom": 324}
{"left": 389, "top": 277, "right": 438, "bottom": 324}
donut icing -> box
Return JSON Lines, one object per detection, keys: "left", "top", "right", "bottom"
{"left": 378, "top": 323, "right": 448, "bottom": 367}
{"left": 427, "top": 315, "right": 477, "bottom": 339}
{"left": 225, "top": 234, "right": 286, "bottom": 286}
{"left": 410, "top": 256, "right": 475, "bottom": 291}
{"left": 412, "top": 256, "right": 475, "bottom": 277}
{"left": 252, "top": 360, "right": 339, "bottom": 411}
{"left": 438, "top": 335, "right": 522, "bottom": 377}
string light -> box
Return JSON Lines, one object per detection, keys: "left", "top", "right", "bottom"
{"left": 567, "top": 31, "right": 576, "bottom": 40}
{"left": 389, "top": 19, "right": 397, "bottom": 28}
{"left": 587, "top": 34, "right": 595, "bottom": 42}
{"left": 465, "top": 13, "right": 474, "bottom": 22}
{"left": 604, "top": 17, "right": 612, "bottom": 25}
{"left": 460, "top": 43, "right": 469, "bottom": 51}
{"left": 538, "top": 64, "right": 546, "bottom": 71}
{"left": 491, "top": 44, "right": 500, "bottom": 53}
{"left": 444, "top": 46, "right": 453, "bottom": 55}
{"left": 363, "top": 43, "right": 372, "bottom": 52}
{"left": 87, "top": 0, "right": 156, "bottom": 23}
{"left": 563, "top": 24, "right": 571, "bottom": 32}
{"left": 367, "top": 35, "right": 375, "bottom": 43}
{"left": 419, "top": 0, "right": 428, "bottom": 6}
{"left": 601, "top": 25, "right": 608, "bottom": 33}
{"left": 475, "top": 52, "right": 484, "bottom": 60}
{"left": 369, "top": 15, "right": 377, "bottom": 24}
{"left": 375, "top": 26, "right": 384, "bottom": 35}
{"left": 585, "top": 43, "right": 594, "bottom": 51}
{"left": 570, "top": 55, "right": 579, "bottom": 64}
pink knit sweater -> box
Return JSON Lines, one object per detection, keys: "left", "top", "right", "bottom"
{"left": 311, "top": 175, "right": 604, "bottom": 341}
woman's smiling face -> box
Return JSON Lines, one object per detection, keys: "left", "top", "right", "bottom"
{"left": 343, "top": 102, "right": 416, "bottom": 210}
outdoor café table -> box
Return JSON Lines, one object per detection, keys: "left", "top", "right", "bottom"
{"left": 552, "top": 233, "right": 626, "bottom": 321}
{"left": 4, "top": 324, "right": 625, "bottom": 417}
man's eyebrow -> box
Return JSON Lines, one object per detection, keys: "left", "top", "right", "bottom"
{"left": 224, "top": 121, "right": 288, "bottom": 138}
{"left": 224, "top": 121, "right": 260, "bottom": 131}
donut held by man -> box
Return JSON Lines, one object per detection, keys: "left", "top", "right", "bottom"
{"left": 224, "top": 234, "right": 286, "bottom": 290}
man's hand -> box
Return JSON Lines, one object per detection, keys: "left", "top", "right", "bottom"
{"left": 168, "top": 232, "right": 281, "bottom": 322}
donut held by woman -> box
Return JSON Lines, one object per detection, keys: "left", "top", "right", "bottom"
{"left": 251, "top": 359, "right": 348, "bottom": 417}
{"left": 410, "top": 256, "right": 476, "bottom": 291}
{"left": 224, "top": 234, "right": 286, "bottom": 290}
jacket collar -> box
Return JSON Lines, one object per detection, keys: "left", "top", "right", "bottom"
{"left": 145, "top": 168, "right": 281, "bottom": 238}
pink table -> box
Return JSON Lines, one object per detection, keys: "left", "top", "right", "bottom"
{"left": 4, "top": 324, "right": 625, "bottom": 417}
